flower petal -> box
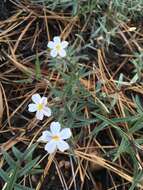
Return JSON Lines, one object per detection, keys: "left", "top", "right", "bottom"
{"left": 32, "top": 94, "right": 41, "bottom": 104}
{"left": 58, "top": 49, "right": 66, "bottom": 57}
{"left": 43, "top": 107, "right": 52, "bottom": 117}
{"left": 60, "top": 128, "right": 72, "bottom": 140}
{"left": 61, "top": 41, "right": 69, "bottom": 48}
{"left": 41, "top": 97, "right": 47, "bottom": 105}
{"left": 53, "top": 36, "right": 61, "bottom": 44}
{"left": 57, "top": 140, "right": 70, "bottom": 152}
{"left": 36, "top": 111, "right": 44, "bottom": 120}
{"left": 44, "top": 141, "right": 57, "bottom": 154}
{"left": 50, "top": 122, "right": 61, "bottom": 134}
{"left": 37, "top": 131, "right": 52, "bottom": 142}
{"left": 50, "top": 49, "right": 58, "bottom": 57}
{"left": 47, "top": 41, "right": 55, "bottom": 49}
{"left": 28, "top": 103, "right": 37, "bottom": 112}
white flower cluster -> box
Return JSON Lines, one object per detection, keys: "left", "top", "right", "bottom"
{"left": 28, "top": 36, "right": 71, "bottom": 154}
{"left": 28, "top": 94, "right": 51, "bottom": 120}
{"left": 37, "top": 122, "right": 72, "bottom": 154}
{"left": 47, "top": 36, "right": 68, "bottom": 58}
{"left": 28, "top": 93, "right": 72, "bottom": 154}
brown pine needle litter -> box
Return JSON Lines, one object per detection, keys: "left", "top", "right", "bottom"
{"left": 0, "top": 0, "right": 143, "bottom": 190}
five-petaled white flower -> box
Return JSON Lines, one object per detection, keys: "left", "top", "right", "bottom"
{"left": 47, "top": 36, "right": 68, "bottom": 58}
{"left": 37, "top": 122, "right": 72, "bottom": 154}
{"left": 28, "top": 93, "right": 52, "bottom": 120}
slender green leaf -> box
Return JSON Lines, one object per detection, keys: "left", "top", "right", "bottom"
{"left": 12, "top": 147, "right": 22, "bottom": 160}
{"left": 35, "top": 53, "right": 41, "bottom": 80}
{"left": 4, "top": 166, "right": 18, "bottom": 190}
{"left": 19, "top": 156, "right": 40, "bottom": 177}
{"left": 0, "top": 169, "right": 9, "bottom": 181}
{"left": 3, "top": 151, "right": 16, "bottom": 169}
{"left": 23, "top": 144, "right": 37, "bottom": 160}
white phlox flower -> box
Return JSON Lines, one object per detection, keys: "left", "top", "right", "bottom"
{"left": 37, "top": 122, "right": 72, "bottom": 154}
{"left": 28, "top": 93, "right": 52, "bottom": 120}
{"left": 47, "top": 36, "right": 68, "bottom": 58}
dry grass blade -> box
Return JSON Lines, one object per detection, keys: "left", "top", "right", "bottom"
{"left": 75, "top": 150, "right": 143, "bottom": 189}
{"left": 0, "top": 84, "right": 3, "bottom": 125}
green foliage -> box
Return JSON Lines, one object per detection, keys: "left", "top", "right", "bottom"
{"left": 130, "top": 52, "right": 143, "bottom": 82}
{"left": 35, "top": 53, "right": 41, "bottom": 80}
{"left": 129, "top": 170, "right": 143, "bottom": 190}
{"left": 0, "top": 144, "right": 42, "bottom": 190}
{"left": 31, "top": 0, "right": 143, "bottom": 47}
{"left": 31, "top": 0, "right": 143, "bottom": 19}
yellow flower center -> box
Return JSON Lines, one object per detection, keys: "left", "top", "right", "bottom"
{"left": 52, "top": 135, "right": 60, "bottom": 141}
{"left": 37, "top": 103, "right": 43, "bottom": 111}
{"left": 55, "top": 44, "right": 61, "bottom": 52}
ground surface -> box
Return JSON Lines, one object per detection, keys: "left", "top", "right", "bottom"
{"left": 0, "top": 0, "right": 143, "bottom": 190}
